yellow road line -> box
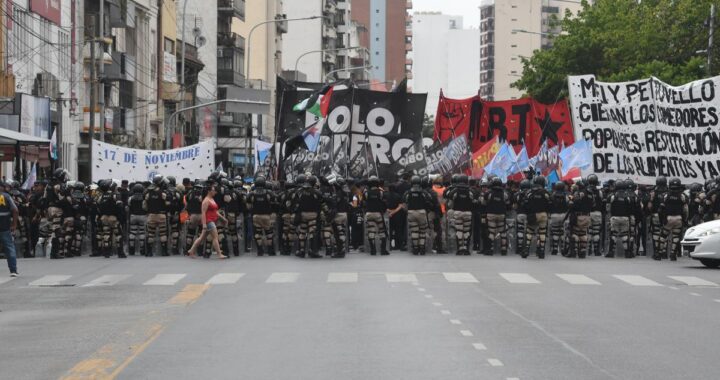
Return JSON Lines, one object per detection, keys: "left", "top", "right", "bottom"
{"left": 59, "top": 284, "right": 210, "bottom": 380}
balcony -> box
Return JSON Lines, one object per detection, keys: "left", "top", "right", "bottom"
{"left": 218, "top": 0, "right": 245, "bottom": 21}
{"left": 405, "top": 43, "right": 412, "bottom": 51}
{"left": 218, "top": 32, "right": 245, "bottom": 50}
{"left": 218, "top": 69, "right": 245, "bottom": 87}
{"left": 337, "top": 0, "right": 348, "bottom": 10}
{"left": 324, "top": 0, "right": 337, "bottom": 14}
{"left": 323, "top": 24, "right": 337, "bottom": 39}
{"left": 406, "top": 0, "right": 412, "bottom": 9}
{"left": 405, "top": 58, "right": 413, "bottom": 66}
{"left": 322, "top": 50, "right": 337, "bottom": 64}
{"left": 104, "top": 52, "right": 136, "bottom": 82}
{"left": 406, "top": 72, "right": 413, "bottom": 79}
{"left": 405, "top": 29, "right": 412, "bottom": 37}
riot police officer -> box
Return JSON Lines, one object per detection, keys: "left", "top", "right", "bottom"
{"left": 247, "top": 176, "right": 276, "bottom": 256}
{"left": 43, "top": 168, "right": 69, "bottom": 259}
{"left": 280, "top": 177, "right": 300, "bottom": 256}
{"left": 96, "top": 179, "right": 125, "bottom": 258}
{"left": 70, "top": 182, "right": 89, "bottom": 257}
{"left": 127, "top": 183, "right": 147, "bottom": 256}
{"left": 548, "top": 182, "right": 569, "bottom": 256}
{"left": 224, "top": 179, "right": 245, "bottom": 256}
{"left": 292, "top": 175, "right": 323, "bottom": 258}
{"left": 608, "top": 180, "right": 632, "bottom": 258}
{"left": 165, "top": 176, "right": 183, "bottom": 255}
{"left": 568, "top": 179, "right": 593, "bottom": 258}
{"left": 658, "top": 178, "right": 688, "bottom": 261}
{"left": 403, "top": 176, "right": 433, "bottom": 255}
{"left": 523, "top": 176, "right": 551, "bottom": 259}
{"left": 483, "top": 177, "right": 511, "bottom": 255}
{"left": 363, "top": 176, "right": 390, "bottom": 255}
{"left": 515, "top": 179, "right": 532, "bottom": 256}
{"left": 648, "top": 176, "right": 668, "bottom": 257}
{"left": 331, "top": 177, "right": 352, "bottom": 258}
{"left": 445, "top": 174, "right": 475, "bottom": 255}
{"left": 586, "top": 174, "right": 604, "bottom": 256}
{"left": 319, "top": 177, "right": 339, "bottom": 257}
{"left": 144, "top": 175, "right": 170, "bottom": 256}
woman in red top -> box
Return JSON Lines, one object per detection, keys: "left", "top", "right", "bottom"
{"left": 187, "top": 184, "right": 228, "bottom": 259}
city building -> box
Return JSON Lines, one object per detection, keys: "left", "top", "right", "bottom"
{"left": 479, "top": 0, "right": 584, "bottom": 100}
{"left": 411, "top": 12, "right": 479, "bottom": 115}
{"left": 282, "top": 0, "right": 365, "bottom": 84}
{"left": 350, "top": 0, "right": 412, "bottom": 90}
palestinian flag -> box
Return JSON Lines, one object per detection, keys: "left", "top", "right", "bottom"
{"left": 292, "top": 84, "right": 334, "bottom": 118}
{"left": 285, "top": 85, "right": 335, "bottom": 156}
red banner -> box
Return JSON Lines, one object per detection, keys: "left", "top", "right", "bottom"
{"left": 30, "top": 0, "right": 61, "bottom": 25}
{"left": 434, "top": 95, "right": 575, "bottom": 157}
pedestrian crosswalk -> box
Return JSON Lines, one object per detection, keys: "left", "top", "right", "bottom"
{"left": 4, "top": 272, "right": 720, "bottom": 289}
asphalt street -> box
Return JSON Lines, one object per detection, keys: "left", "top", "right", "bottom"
{"left": 2, "top": 252, "right": 720, "bottom": 380}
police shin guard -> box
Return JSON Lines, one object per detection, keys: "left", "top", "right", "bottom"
{"left": 368, "top": 239, "right": 377, "bottom": 255}
{"left": 160, "top": 242, "right": 169, "bottom": 257}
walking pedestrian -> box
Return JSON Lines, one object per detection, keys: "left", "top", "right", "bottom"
{"left": 0, "top": 182, "right": 19, "bottom": 276}
{"left": 187, "top": 184, "right": 228, "bottom": 259}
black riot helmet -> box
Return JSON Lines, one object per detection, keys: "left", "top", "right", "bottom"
{"left": 421, "top": 176, "right": 431, "bottom": 189}
{"left": 520, "top": 179, "right": 532, "bottom": 190}
{"left": 615, "top": 180, "right": 627, "bottom": 191}
{"left": 368, "top": 176, "right": 380, "bottom": 187}
{"left": 221, "top": 178, "right": 230, "bottom": 188}
{"left": 457, "top": 174, "right": 469, "bottom": 185}
{"left": 295, "top": 174, "right": 307, "bottom": 186}
{"left": 152, "top": 175, "right": 164, "bottom": 187}
{"left": 233, "top": 179, "right": 244, "bottom": 188}
{"left": 669, "top": 178, "right": 683, "bottom": 191}
{"left": 575, "top": 179, "right": 587, "bottom": 190}
{"left": 689, "top": 183, "right": 703, "bottom": 193}
{"left": 307, "top": 175, "right": 318, "bottom": 188}
{"left": 411, "top": 175, "right": 421, "bottom": 186}
{"left": 656, "top": 176, "right": 667, "bottom": 188}
{"left": 490, "top": 177, "right": 503, "bottom": 189}
{"left": 335, "top": 177, "right": 346, "bottom": 187}
{"left": 533, "top": 175, "right": 546, "bottom": 188}
{"left": 586, "top": 174, "right": 599, "bottom": 187}
{"left": 97, "top": 179, "right": 111, "bottom": 192}
{"left": 53, "top": 168, "right": 68, "bottom": 182}
{"left": 626, "top": 178, "right": 636, "bottom": 191}
{"left": 132, "top": 183, "right": 145, "bottom": 194}
{"left": 553, "top": 181, "right": 566, "bottom": 192}
{"left": 167, "top": 176, "right": 177, "bottom": 187}
{"left": 74, "top": 181, "right": 86, "bottom": 191}
{"left": 451, "top": 174, "right": 460, "bottom": 184}
{"left": 255, "top": 176, "right": 266, "bottom": 188}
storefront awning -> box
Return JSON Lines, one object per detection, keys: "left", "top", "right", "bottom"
{"left": 0, "top": 128, "right": 51, "bottom": 146}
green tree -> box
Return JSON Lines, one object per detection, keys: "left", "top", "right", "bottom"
{"left": 513, "top": 0, "right": 715, "bottom": 103}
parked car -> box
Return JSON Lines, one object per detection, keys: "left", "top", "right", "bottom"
{"left": 682, "top": 220, "right": 720, "bottom": 268}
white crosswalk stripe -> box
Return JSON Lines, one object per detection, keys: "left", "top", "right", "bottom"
{"left": 82, "top": 275, "right": 132, "bottom": 287}
{"left": 500, "top": 273, "right": 540, "bottom": 284}
{"left": 556, "top": 274, "right": 601, "bottom": 285}
{"left": 205, "top": 273, "right": 245, "bottom": 285}
{"left": 327, "top": 272, "right": 358, "bottom": 283}
{"left": 443, "top": 272, "right": 479, "bottom": 283}
{"left": 266, "top": 272, "right": 300, "bottom": 283}
{"left": 385, "top": 273, "right": 418, "bottom": 283}
{"left": 0, "top": 277, "right": 15, "bottom": 285}
{"left": 668, "top": 276, "right": 718, "bottom": 287}
{"left": 143, "top": 274, "right": 187, "bottom": 286}
{"left": 29, "top": 275, "right": 72, "bottom": 286}
{"left": 613, "top": 275, "right": 662, "bottom": 287}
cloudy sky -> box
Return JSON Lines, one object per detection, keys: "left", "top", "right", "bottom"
{"left": 411, "top": 0, "right": 483, "bottom": 28}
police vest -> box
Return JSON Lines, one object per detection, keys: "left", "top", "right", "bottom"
{"left": 250, "top": 189, "right": 272, "bottom": 214}
{"left": 550, "top": 192, "right": 569, "bottom": 214}
{"left": 405, "top": 189, "right": 427, "bottom": 211}
{"left": 129, "top": 194, "right": 146, "bottom": 215}
{"left": 450, "top": 187, "right": 473, "bottom": 212}
{"left": 146, "top": 191, "right": 166, "bottom": 214}
{"left": 664, "top": 192, "right": 685, "bottom": 216}
{"left": 610, "top": 191, "right": 630, "bottom": 217}
{"left": 365, "top": 188, "right": 386, "bottom": 213}
{"left": 485, "top": 190, "right": 507, "bottom": 214}
{"left": 97, "top": 193, "right": 117, "bottom": 216}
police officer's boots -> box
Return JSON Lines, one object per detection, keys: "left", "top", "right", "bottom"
{"left": 537, "top": 241, "right": 546, "bottom": 259}
{"left": 380, "top": 238, "right": 390, "bottom": 255}
{"left": 118, "top": 248, "right": 127, "bottom": 258}
{"left": 325, "top": 244, "right": 334, "bottom": 257}
{"left": 161, "top": 243, "right": 169, "bottom": 257}
{"left": 368, "top": 239, "right": 377, "bottom": 255}
{"left": 129, "top": 245, "right": 135, "bottom": 256}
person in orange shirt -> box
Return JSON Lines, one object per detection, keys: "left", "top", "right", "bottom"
{"left": 430, "top": 177, "right": 446, "bottom": 254}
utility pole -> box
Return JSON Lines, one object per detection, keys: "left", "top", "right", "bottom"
{"left": 56, "top": 93, "right": 63, "bottom": 168}
{"left": 89, "top": 14, "right": 96, "bottom": 180}
{"left": 709, "top": 4, "right": 716, "bottom": 76}
{"left": 99, "top": 0, "right": 106, "bottom": 142}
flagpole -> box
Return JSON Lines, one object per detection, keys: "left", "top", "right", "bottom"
{"left": 274, "top": 82, "right": 286, "bottom": 181}
{"left": 346, "top": 83, "right": 356, "bottom": 180}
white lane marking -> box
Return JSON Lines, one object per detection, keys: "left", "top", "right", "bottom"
{"left": 472, "top": 343, "right": 487, "bottom": 351}
{"left": 669, "top": 286, "right": 679, "bottom": 290}
{"left": 386, "top": 273, "right": 418, "bottom": 283}
{"left": 266, "top": 272, "right": 300, "bottom": 283}
{"left": 500, "top": 273, "right": 540, "bottom": 284}
{"left": 82, "top": 275, "right": 132, "bottom": 287}
{"left": 450, "top": 319, "right": 462, "bottom": 325}
{"left": 143, "top": 274, "right": 187, "bottom": 286}
{"left": 613, "top": 275, "right": 662, "bottom": 287}
{"left": 205, "top": 273, "right": 245, "bottom": 285}
{"left": 417, "top": 287, "right": 426, "bottom": 292}
{"left": 432, "top": 302, "right": 443, "bottom": 307}
{"left": 441, "top": 310, "right": 451, "bottom": 315}
{"left": 556, "top": 274, "right": 601, "bottom": 285}
{"left": 460, "top": 330, "right": 474, "bottom": 337}
{"left": 327, "top": 272, "right": 358, "bottom": 283}
{"left": 424, "top": 294, "right": 433, "bottom": 299}
{"left": 487, "top": 358, "right": 504, "bottom": 367}
{"left": 507, "top": 378, "right": 520, "bottom": 380}
{"left": 668, "top": 276, "right": 719, "bottom": 287}
{"left": 443, "top": 272, "right": 479, "bottom": 283}
{"left": 0, "top": 277, "right": 16, "bottom": 285}
{"left": 714, "top": 299, "right": 720, "bottom": 303}
{"left": 29, "top": 275, "right": 72, "bottom": 286}
{"left": 690, "top": 292, "right": 701, "bottom": 297}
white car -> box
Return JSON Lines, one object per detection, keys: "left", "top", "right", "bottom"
{"left": 682, "top": 219, "right": 720, "bottom": 268}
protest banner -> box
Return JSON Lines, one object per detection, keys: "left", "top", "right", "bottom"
{"left": 426, "top": 135, "right": 471, "bottom": 176}
{"left": 568, "top": 74, "right": 720, "bottom": 183}
{"left": 91, "top": 139, "right": 215, "bottom": 182}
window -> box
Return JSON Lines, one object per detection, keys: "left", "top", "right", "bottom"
{"left": 511, "top": 44, "right": 517, "bottom": 47}
{"left": 542, "top": 6, "right": 560, "bottom": 13}
{"left": 58, "top": 30, "right": 70, "bottom": 79}
{"left": 164, "top": 37, "right": 175, "bottom": 53}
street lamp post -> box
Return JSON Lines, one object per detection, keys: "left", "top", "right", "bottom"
{"left": 294, "top": 46, "right": 367, "bottom": 81}
{"left": 243, "top": 15, "right": 324, "bottom": 175}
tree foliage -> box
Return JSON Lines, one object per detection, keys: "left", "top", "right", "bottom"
{"left": 513, "top": 0, "right": 716, "bottom": 103}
